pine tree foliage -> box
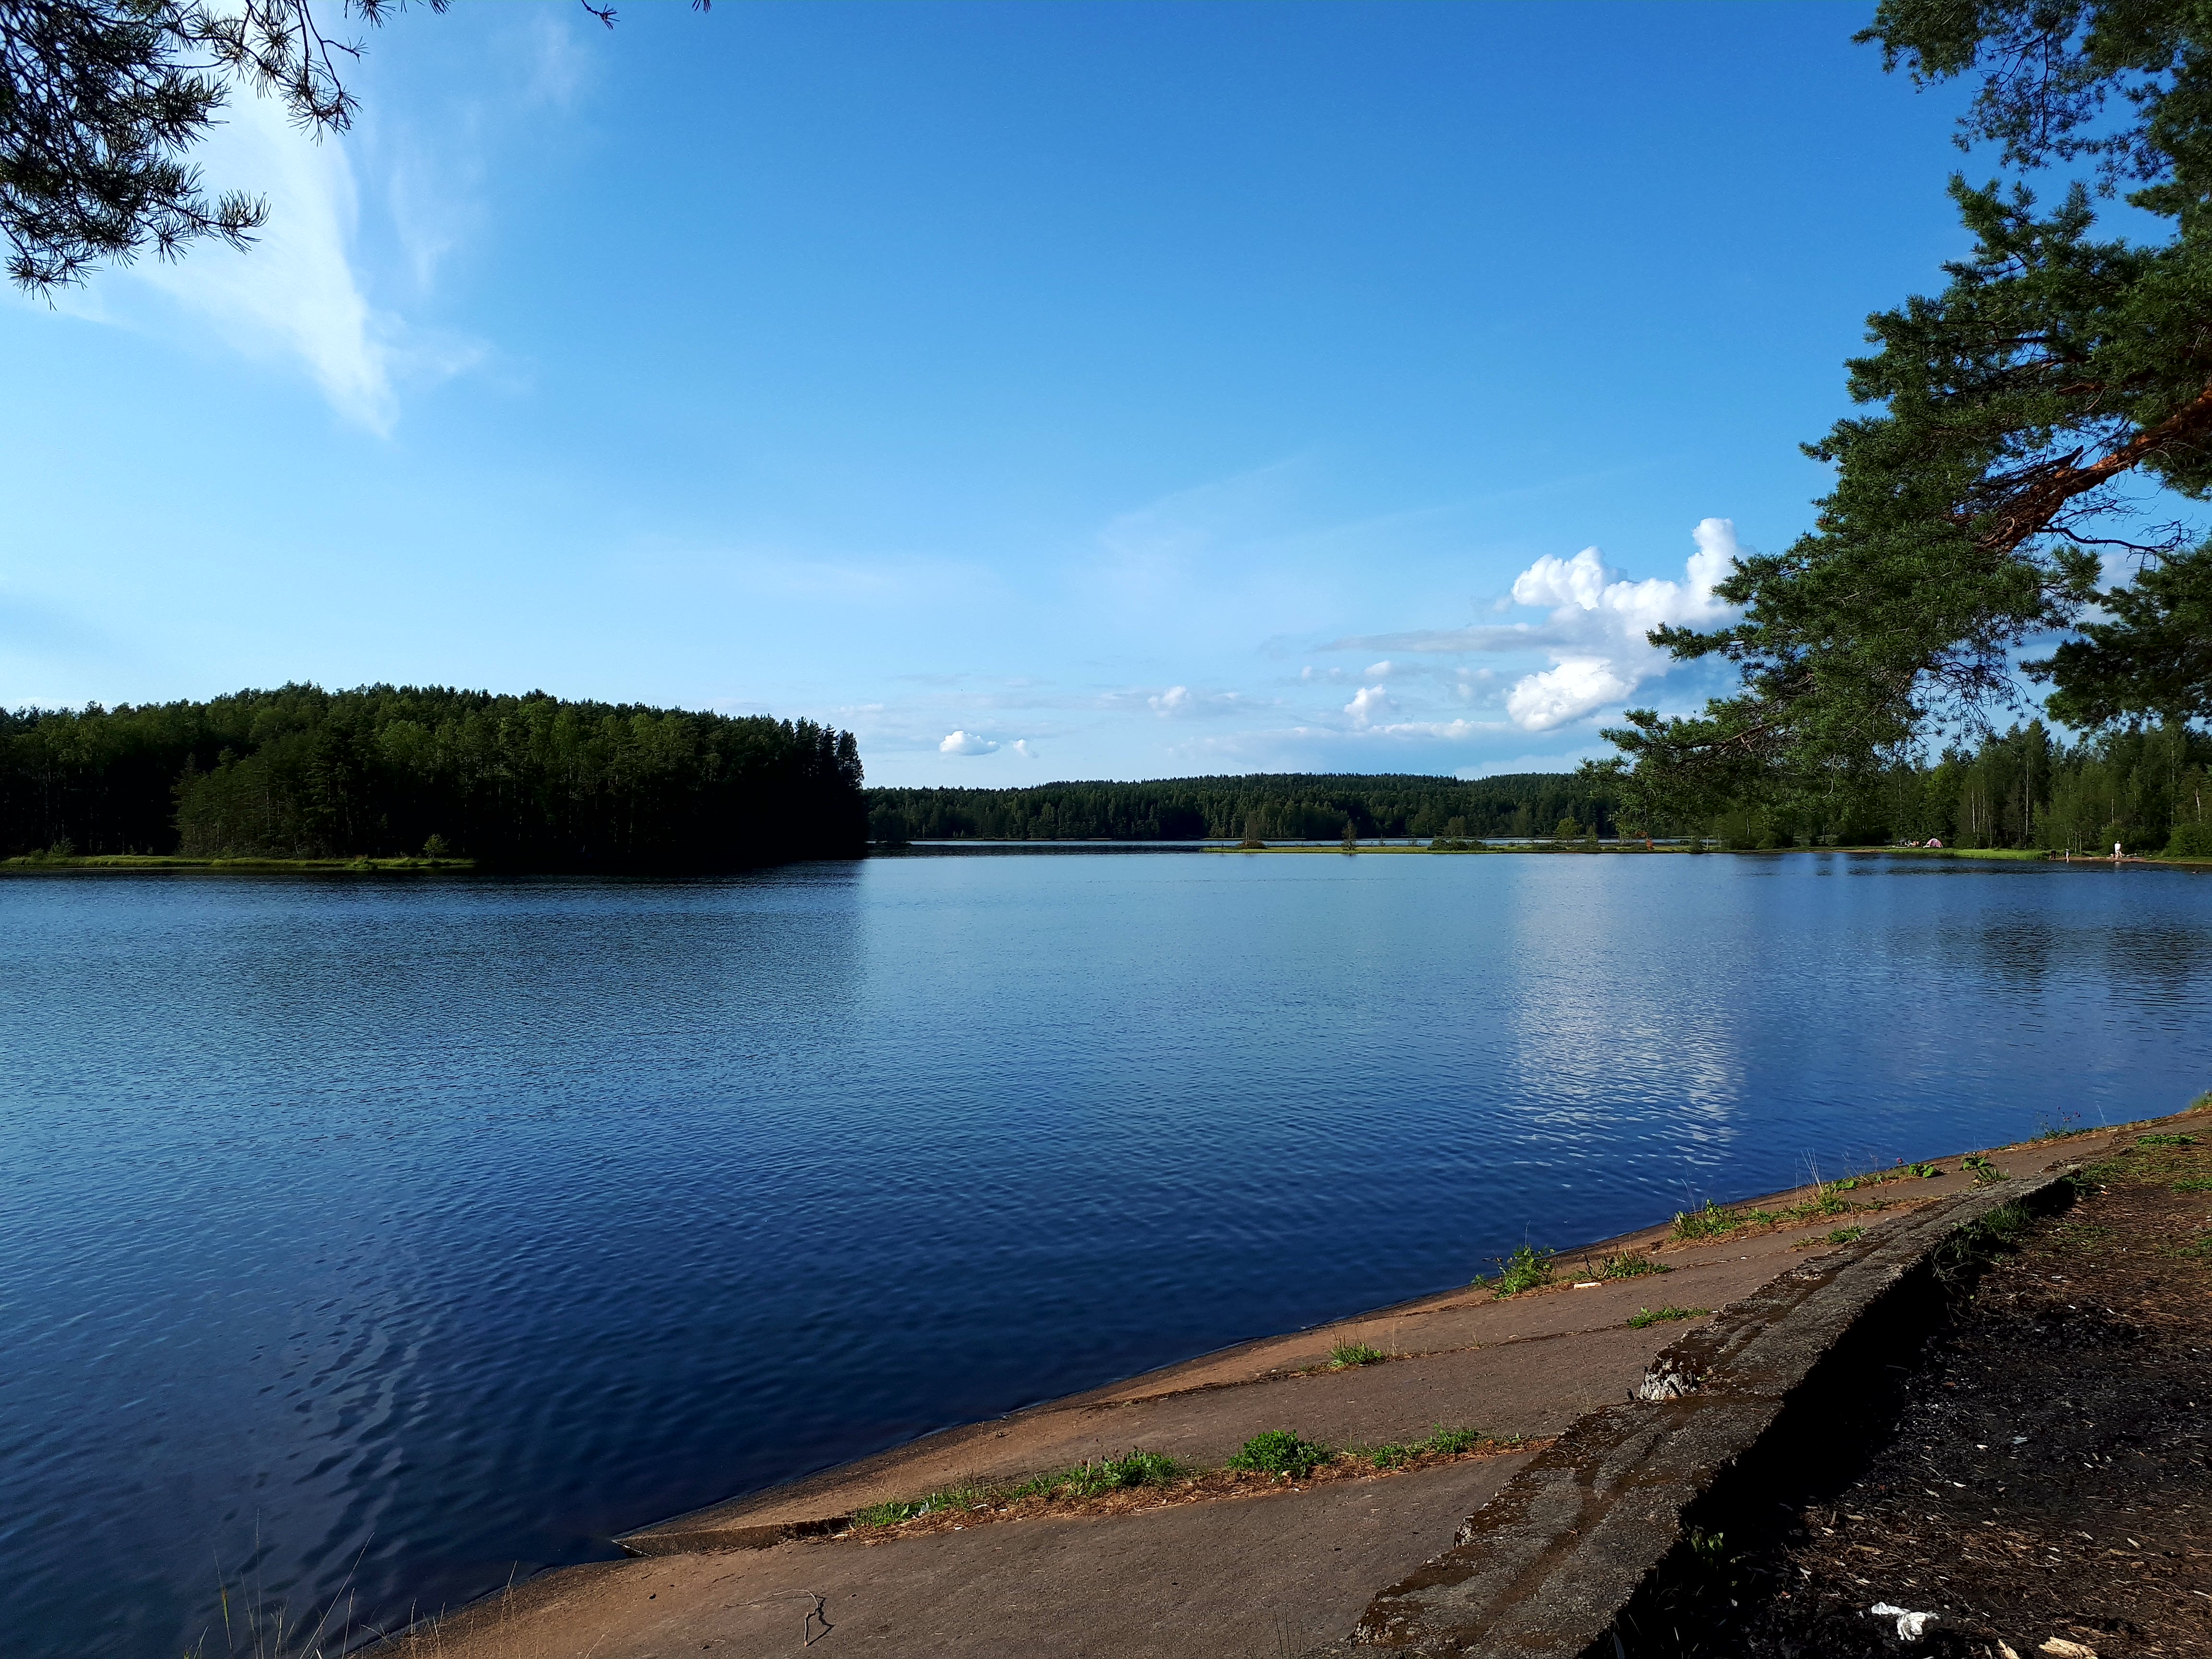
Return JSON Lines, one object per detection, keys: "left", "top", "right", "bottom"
{"left": 1605, "top": 0, "right": 2212, "bottom": 820}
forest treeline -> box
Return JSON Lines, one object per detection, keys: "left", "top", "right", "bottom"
{"left": 1710, "top": 721, "right": 2211, "bottom": 856}
{"left": 865, "top": 773, "right": 1623, "bottom": 843}
{"left": 0, "top": 685, "right": 867, "bottom": 868}
{"left": 866, "top": 724, "right": 2210, "bottom": 856}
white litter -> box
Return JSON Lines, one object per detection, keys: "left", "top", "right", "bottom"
{"left": 1574, "top": 1280, "right": 1601, "bottom": 1288}
{"left": 1867, "top": 1602, "right": 1937, "bottom": 1642}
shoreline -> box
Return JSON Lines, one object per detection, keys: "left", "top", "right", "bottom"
{"left": 8, "top": 844, "right": 2207, "bottom": 873}
{"left": 386, "top": 1104, "right": 2207, "bottom": 1658}
{"left": 616, "top": 1121, "right": 2128, "bottom": 1549}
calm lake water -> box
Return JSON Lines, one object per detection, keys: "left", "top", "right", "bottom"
{"left": 5, "top": 851, "right": 2210, "bottom": 1654}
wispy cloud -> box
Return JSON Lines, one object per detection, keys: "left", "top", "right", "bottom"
{"left": 51, "top": 89, "right": 483, "bottom": 433}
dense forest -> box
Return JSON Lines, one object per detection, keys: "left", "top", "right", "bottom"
{"left": 1712, "top": 721, "right": 2212, "bottom": 856}
{"left": 0, "top": 685, "right": 867, "bottom": 868}
{"left": 866, "top": 725, "right": 2210, "bottom": 856}
{"left": 865, "top": 772, "right": 1623, "bottom": 843}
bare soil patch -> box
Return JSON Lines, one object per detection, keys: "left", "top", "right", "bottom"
{"left": 1627, "top": 1133, "right": 2212, "bottom": 1657}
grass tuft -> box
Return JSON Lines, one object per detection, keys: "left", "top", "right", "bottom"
{"left": 2139, "top": 1132, "right": 2197, "bottom": 1148}
{"left": 1962, "top": 1154, "right": 2007, "bottom": 1185}
{"left": 1361, "top": 1425, "right": 1496, "bottom": 1470}
{"left": 2173, "top": 1176, "right": 2212, "bottom": 1192}
{"left": 1627, "top": 1304, "right": 1710, "bottom": 1329}
{"left": 1906, "top": 1161, "right": 1944, "bottom": 1178}
{"left": 1483, "top": 1244, "right": 1557, "bottom": 1297}
{"left": 849, "top": 1448, "right": 1184, "bottom": 1529}
{"left": 1227, "top": 1430, "right": 1329, "bottom": 1479}
{"left": 1821, "top": 1225, "right": 1865, "bottom": 1244}
{"left": 1597, "top": 1250, "right": 1670, "bottom": 1279}
{"left": 1670, "top": 1200, "right": 1739, "bottom": 1241}
{"left": 1329, "top": 1341, "right": 1388, "bottom": 1368}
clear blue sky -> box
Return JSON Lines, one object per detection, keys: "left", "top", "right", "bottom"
{"left": 3, "top": 1, "right": 1980, "bottom": 785}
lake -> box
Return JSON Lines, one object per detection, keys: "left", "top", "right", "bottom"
{"left": 4, "top": 850, "right": 2208, "bottom": 1655}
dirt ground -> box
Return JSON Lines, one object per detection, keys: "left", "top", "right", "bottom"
{"left": 1625, "top": 1132, "right": 2212, "bottom": 1659}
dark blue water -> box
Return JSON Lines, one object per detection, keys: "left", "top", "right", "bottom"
{"left": 4, "top": 852, "right": 2209, "bottom": 1654}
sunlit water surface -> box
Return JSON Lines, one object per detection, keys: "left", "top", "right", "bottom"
{"left": 4, "top": 852, "right": 2209, "bottom": 1654}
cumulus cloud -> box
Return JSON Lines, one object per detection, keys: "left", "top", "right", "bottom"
{"left": 1321, "top": 520, "right": 1739, "bottom": 732}
{"left": 1504, "top": 657, "right": 1637, "bottom": 730}
{"left": 1151, "top": 685, "right": 1195, "bottom": 716}
{"left": 1500, "top": 518, "right": 1740, "bottom": 730}
{"left": 939, "top": 730, "right": 999, "bottom": 755}
{"left": 1011, "top": 739, "right": 1038, "bottom": 759}
{"left": 1344, "top": 684, "right": 1392, "bottom": 726}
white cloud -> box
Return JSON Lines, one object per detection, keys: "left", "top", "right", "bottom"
{"left": 1504, "top": 657, "right": 1637, "bottom": 731}
{"left": 1151, "top": 685, "right": 1195, "bottom": 716}
{"left": 939, "top": 730, "right": 999, "bottom": 755}
{"left": 1011, "top": 739, "right": 1038, "bottom": 759}
{"left": 116, "top": 95, "right": 398, "bottom": 429}
{"left": 1364, "top": 659, "right": 1394, "bottom": 678}
{"left": 1502, "top": 518, "right": 1740, "bottom": 730}
{"left": 61, "top": 90, "right": 484, "bottom": 433}
{"left": 1344, "top": 684, "right": 1392, "bottom": 726}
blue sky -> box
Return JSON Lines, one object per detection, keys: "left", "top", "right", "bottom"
{"left": 3, "top": 1, "right": 1983, "bottom": 785}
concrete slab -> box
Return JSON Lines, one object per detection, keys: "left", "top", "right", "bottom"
{"left": 403, "top": 1452, "right": 1535, "bottom": 1659}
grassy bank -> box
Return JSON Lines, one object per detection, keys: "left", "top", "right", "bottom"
{"left": 0, "top": 853, "right": 477, "bottom": 874}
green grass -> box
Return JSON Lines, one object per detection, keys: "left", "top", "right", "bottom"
{"left": 2172, "top": 1176, "right": 2212, "bottom": 1192}
{"left": 1674, "top": 1187, "right": 1867, "bottom": 1242}
{"left": 2168, "top": 1233, "right": 2212, "bottom": 1262}
{"left": 1670, "top": 1200, "right": 1739, "bottom": 1241}
{"left": 1597, "top": 1250, "right": 1670, "bottom": 1279}
{"left": 1361, "top": 1426, "right": 1494, "bottom": 1470}
{"left": 1479, "top": 1243, "right": 1556, "bottom": 1298}
{"left": 1905, "top": 1161, "right": 1944, "bottom": 1178}
{"left": 1820, "top": 1226, "right": 1866, "bottom": 1244}
{"left": 1627, "top": 1305, "right": 1710, "bottom": 1329}
{"left": 849, "top": 1449, "right": 1185, "bottom": 1528}
{"left": 1329, "top": 1341, "right": 1388, "bottom": 1368}
{"left": 1830, "top": 1170, "right": 1898, "bottom": 1190}
{"left": 2139, "top": 1132, "right": 2197, "bottom": 1147}
{"left": 1934, "top": 1199, "right": 2034, "bottom": 1281}
{"left": 1227, "top": 1431, "right": 1329, "bottom": 1479}
{"left": 2, "top": 852, "right": 475, "bottom": 874}
{"left": 1962, "top": 1154, "right": 2007, "bottom": 1185}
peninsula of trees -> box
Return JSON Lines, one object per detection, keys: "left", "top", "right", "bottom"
{"left": 0, "top": 685, "right": 867, "bottom": 869}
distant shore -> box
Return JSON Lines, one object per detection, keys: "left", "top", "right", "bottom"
{"left": 0, "top": 853, "right": 478, "bottom": 874}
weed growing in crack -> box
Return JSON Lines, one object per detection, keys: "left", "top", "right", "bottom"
{"left": 1361, "top": 1426, "right": 1495, "bottom": 1470}
{"left": 1228, "top": 1431, "right": 1328, "bottom": 1479}
{"left": 1627, "top": 1305, "right": 1710, "bottom": 1329}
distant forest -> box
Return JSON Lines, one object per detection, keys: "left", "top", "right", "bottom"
{"left": 0, "top": 685, "right": 867, "bottom": 868}
{"left": 865, "top": 772, "right": 1622, "bottom": 843}
{"left": 866, "top": 723, "right": 2211, "bottom": 856}
{"left": 1726, "top": 721, "right": 2211, "bottom": 856}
